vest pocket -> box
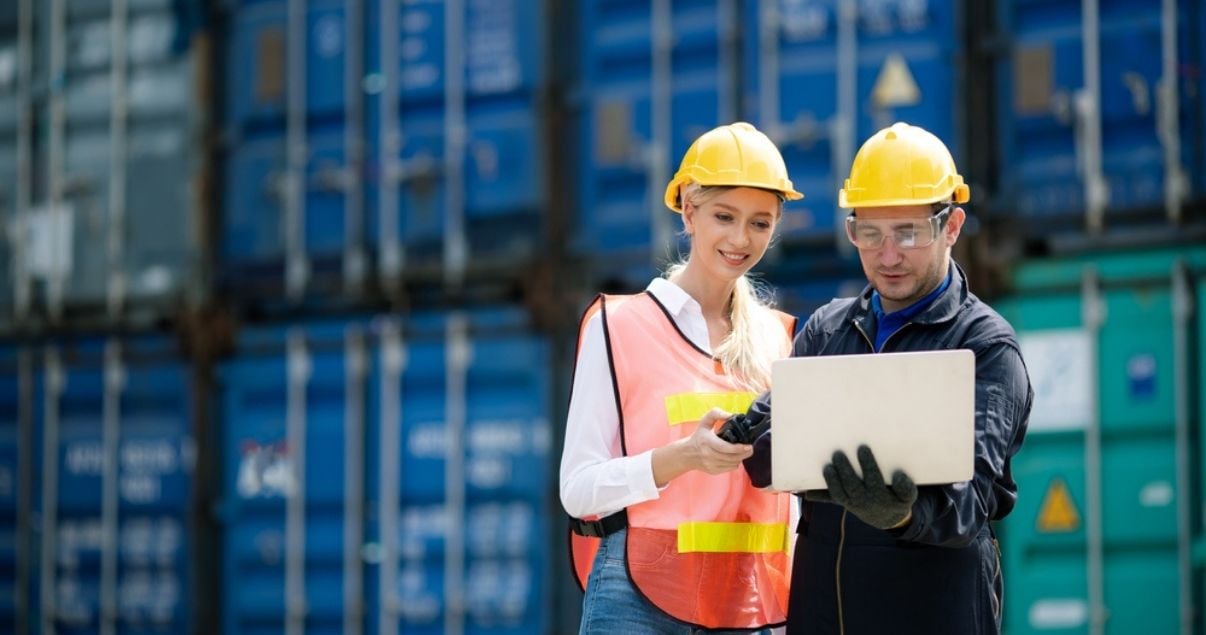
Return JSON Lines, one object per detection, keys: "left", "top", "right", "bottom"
{"left": 626, "top": 528, "right": 675, "bottom": 568}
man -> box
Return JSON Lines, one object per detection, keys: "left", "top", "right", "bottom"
{"left": 736, "top": 122, "right": 1032, "bottom": 634}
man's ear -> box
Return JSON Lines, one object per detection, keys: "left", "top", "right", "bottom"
{"left": 945, "top": 206, "right": 966, "bottom": 245}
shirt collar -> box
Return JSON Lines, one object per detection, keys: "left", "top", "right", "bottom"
{"left": 647, "top": 277, "right": 701, "bottom": 317}
{"left": 870, "top": 266, "right": 954, "bottom": 322}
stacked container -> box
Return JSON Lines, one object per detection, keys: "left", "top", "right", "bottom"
{"left": 993, "top": 0, "right": 1203, "bottom": 233}
{"left": 218, "top": 1, "right": 557, "bottom": 634}
{"left": 992, "top": 247, "right": 1205, "bottom": 634}
{"left": 223, "top": 0, "right": 546, "bottom": 300}
{"left": 0, "top": 0, "right": 207, "bottom": 324}
{"left": 218, "top": 310, "right": 552, "bottom": 634}
{"left": 0, "top": 335, "right": 197, "bottom": 633}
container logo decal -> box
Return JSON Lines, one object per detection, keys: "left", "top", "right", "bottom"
{"left": 1036, "top": 477, "right": 1080, "bottom": 533}
{"left": 1018, "top": 329, "right": 1092, "bottom": 432}
{"left": 1126, "top": 352, "right": 1157, "bottom": 400}
{"left": 236, "top": 440, "right": 296, "bottom": 498}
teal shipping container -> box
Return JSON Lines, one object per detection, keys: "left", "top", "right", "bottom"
{"left": 991, "top": 246, "right": 1205, "bottom": 634}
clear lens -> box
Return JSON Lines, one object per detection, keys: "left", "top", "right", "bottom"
{"left": 845, "top": 207, "right": 951, "bottom": 250}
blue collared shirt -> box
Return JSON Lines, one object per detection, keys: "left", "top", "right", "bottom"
{"left": 869, "top": 267, "right": 953, "bottom": 352}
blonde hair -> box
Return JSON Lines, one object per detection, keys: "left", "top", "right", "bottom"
{"left": 673, "top": 184, "right": 785, "bottom": 392}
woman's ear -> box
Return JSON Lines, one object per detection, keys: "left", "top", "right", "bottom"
{"left": 681, "top": 202, "right": 696, "bottom": 236}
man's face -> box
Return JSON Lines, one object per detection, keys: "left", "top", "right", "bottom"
{"left": 847, "top": 204, "right": 965, "bottom": 313}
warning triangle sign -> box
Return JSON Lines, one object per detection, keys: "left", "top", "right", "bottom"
{"left": 1036, "top": 477, "right": 1081, "bottom": 533}
{"left": 871, "top": 52, "right": 921, "bottom": 109}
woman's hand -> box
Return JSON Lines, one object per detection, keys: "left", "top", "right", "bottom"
{"left": 652, "top": 408, "right": 753, "bottom": 487}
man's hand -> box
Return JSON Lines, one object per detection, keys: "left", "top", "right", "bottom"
{"left": 804, "top": 444, "right": 916, "bottom": 530}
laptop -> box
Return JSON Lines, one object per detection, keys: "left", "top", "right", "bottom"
{"left": 769, "top": 349, "right": 975, "bottom": 492}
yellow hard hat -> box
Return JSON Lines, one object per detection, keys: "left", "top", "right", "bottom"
{"left": 664, "top": 121, "right": 803, "bottom": 213}
{"left": 839, "top": 122, "right": 970, "bottom": 208}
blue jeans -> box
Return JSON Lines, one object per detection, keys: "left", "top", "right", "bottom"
{"left": 579, "top": 529, "right": 772, "bottom": 635}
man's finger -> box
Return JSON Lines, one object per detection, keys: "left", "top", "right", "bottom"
{"left": 830, "top": 450, "right": 862, "bottom": 493}
{"left": 821, "top": 463, "right": 849, "bottom": 504}
{"left": 890, "top": 469, "right": 917, "bottom": 503}
{"left": 856, "top": 444, "right": 885, "bottom": 486}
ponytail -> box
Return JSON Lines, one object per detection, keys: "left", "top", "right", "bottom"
{"left": 716, "top": 274, "right": 783, "bottom": 392}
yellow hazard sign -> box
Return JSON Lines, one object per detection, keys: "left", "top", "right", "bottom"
{"left": 1036, "top": 477, "right": 1081, "bottom": 533}
{"left": 871, "top": 52, "right": 921, "bottom": 109}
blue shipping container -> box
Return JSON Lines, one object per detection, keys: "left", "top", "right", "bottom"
{"left": 219, "top": 308, "right": 551, "bottom": 634}
{"left": 573, "top": 0, "right": 963, "bottom": 288}
{"left": 572, "top": 0, "right": 734, "bottom": 276}
{"left": 0, "top": 335, "right": 195, "bottom": 634}
{"left": 366, "top": 309, "right": 551, "bottom": 634}
{"left": 742, "top": 0, "right": 963, "bottom": 240}
{"left": 223, "top": 0, "right": 546, "bottom": 296}
{"left": 994, "top": 0, "right": 1199, "bottom": 229}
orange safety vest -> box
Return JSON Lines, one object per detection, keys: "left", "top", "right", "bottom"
{"left": 569, "top": 291, "right": 797, "bottom": 629}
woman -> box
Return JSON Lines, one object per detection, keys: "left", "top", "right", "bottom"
{"left": 560, "top": 122, "right": 802, "bottom": 633}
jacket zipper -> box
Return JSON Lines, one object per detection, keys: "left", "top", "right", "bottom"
{"left": 843, "top": 319, "right": 911, "bottom": 635}
{"left": 853, "top": 318, "right": 913, "bottom": 353}
{"left": 836, "top": 508, "right": 848, "bottom": 635}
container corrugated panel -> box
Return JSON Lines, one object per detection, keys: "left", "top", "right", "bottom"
{"left": 572, "top": 0, "right": 735, "bottom": 281}
{"left": 219, "top": 309, "right": 551, "bottom": 634}
{"left": 0, "top": 347, "right": 34, "bottom": 633}
{"left": 365, "top": 0, "right": 547, "bottom": 274}
{"left": 991, "top": 246, "right": 1206, "bottom": 634}
{"left": 219, "top": 321, "right": 361, "bottom": 635}
{"left": 742, "top": 0, "right": 963, "bottom": 240}
{"left": 30, "top": 335, "right": 195, "bottom": 634}
{"left": 223, "top": 0, "right": 546, "bottom": 291}
{"left": 0, "top": 0, "right": 204, "bottom": 320}
{"left": 223, "top": 0, "right": 354, "bottom": 282}
{"left": 366, "top": 308, "right": 551, "bottom": 634}
{"left": 994, "top": 0, "right": 1199, "bottom": 227}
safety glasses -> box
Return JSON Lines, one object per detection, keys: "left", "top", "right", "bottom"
{"left": 844, "top": 206, "right": 952, "bottom": 250}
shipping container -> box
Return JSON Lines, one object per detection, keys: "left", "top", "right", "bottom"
{"left": 219, "top": 320, "right": 364, "bottom": 635}
{"left": 219, "top": 308, "right": 552, "bottom": 634}
{"left": 223, "top": 0, "right": 547, "bottom": 299}
{"left": 741, "top": 0, "right": 965, "bottom": 243}
{"left": 365, "top": 0, "right": 547, "bottom": 288}
{"left": 571, "top": 0, "right": 965, "bottom": 290}
{"left": 571, "top": 0, "right": 737, "bottom": 286}
{"left": 0, "top": 0, "right": 207, "bottom": 324}
{"left": 0, "top": 334, "right": 196, "bottom": 634}
{"left": 993, "top": 0, "right": 1200, "bottom": 234}
{"left": 991, "top": 246, "right": 1206, "bottom": 634}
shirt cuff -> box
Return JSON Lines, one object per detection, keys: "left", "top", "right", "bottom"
{"left": 628, "top": 449, "right": 664, "bottom": 499}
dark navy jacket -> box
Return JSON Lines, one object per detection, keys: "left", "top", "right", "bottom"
{"left": 744, "top": 262, "right": 1032, "bottom": 635}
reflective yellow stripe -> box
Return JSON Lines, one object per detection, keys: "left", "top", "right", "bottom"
{"left": 663, "top": 392, "right": 757, "bottom": 426}
{"left": 676, "top": 521, "right": 789, "bottom": 554}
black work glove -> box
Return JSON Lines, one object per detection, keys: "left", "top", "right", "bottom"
{"left": 804, "top": 444, "right": 917, "bottom": 530}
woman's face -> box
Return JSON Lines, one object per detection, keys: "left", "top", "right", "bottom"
{"left": 682, "top": 187, "right": 780, "bottom": 282}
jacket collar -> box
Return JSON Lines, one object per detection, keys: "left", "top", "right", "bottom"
{"left": 852, "top": 259, "right": 970, "bottom": 328}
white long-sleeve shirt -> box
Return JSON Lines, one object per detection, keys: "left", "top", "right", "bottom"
{"left": 559, "top": 278, "right": 713, "bottom": 520}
